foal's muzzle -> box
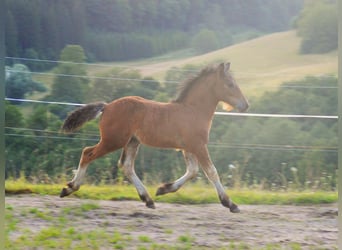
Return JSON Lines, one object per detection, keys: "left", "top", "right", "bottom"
{"left": 236, "top": 101, "right": 249, "bottom": 112}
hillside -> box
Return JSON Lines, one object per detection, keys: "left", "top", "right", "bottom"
{"left": 126, "top": 30, "right": 337, "bottom": 97}
{"left": 31, "top": 30, "right": 337, "bottom": 101}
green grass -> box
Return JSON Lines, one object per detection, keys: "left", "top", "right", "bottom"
{"left": 5, "top": 179, "right": 337, "bottom": 205}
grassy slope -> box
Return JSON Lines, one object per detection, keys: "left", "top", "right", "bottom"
{"left": 94, "top": 30, "right": 337, "bottom": 98}
{"left": 32, "top": 30, "right": 337, "bottom": 101}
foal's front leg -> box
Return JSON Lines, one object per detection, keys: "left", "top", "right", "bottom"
{"left": 118, "top": 137, "right": 155, "bottom": 209}
{"left": 196, "top": 146, "right": 240, "bottom": 213}
{"left": 156, "top": 151, "right": 198, "bottom": 195}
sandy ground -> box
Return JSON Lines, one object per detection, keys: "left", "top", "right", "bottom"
{"left": 5, "top": 195, "right": 338, "bottom": 249}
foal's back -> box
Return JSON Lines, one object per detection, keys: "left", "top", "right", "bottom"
{"left": 101, "top": 96, "right": 209, "bottom": 151}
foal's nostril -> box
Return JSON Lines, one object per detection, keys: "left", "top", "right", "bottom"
{"left": 238, "top": 102, "right": 249, "bottom": 112}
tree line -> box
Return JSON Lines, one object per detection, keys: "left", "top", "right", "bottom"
{"left": 5, "top": 0, "right": 303, "bottom": 67}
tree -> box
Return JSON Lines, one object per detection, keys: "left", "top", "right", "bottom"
{"left": 49, "top": 45, "right": 89, "bottom": 102}
{"left": 5, "top": 101, "right": 25, "bottom": 127}
{"left": 88, "top": 68, "right": 160, "bottom": 102}
{"left": 5, "top": 64, "right": 46, "bottom": 103}
{"left": 191, "top": 29, "right": 220, "bottom": 54}
{"left": 296, "top": 1, "right": 337, "bottom": 54}
{"left": 48, "top": 45, "right": 89, "bottom": 118}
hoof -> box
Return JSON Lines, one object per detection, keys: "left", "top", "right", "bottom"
{"left": 156, "top": 187, "right": 166, "bottom": 196}
{"left": 229, "top": 205, "right": 240, "bottom": 213}
{"left": 139, "top": 194, "right": 155, "bottom": 209}
{"left": 60, "top": 182, "right": 79, "bottom": 198}
{"left": 220, "top": 198, "right": 240, "bottom": 213}
{"left": 156, "top": 183, "right": 173, "bottom": 196}
{"left": 229, "top": 202, "right": 240, "bottom": 213}
{"left": 60, "top": 187, "right": 72, "bottom": 198}
{"left": 146, "top": 201, "right": 156, "bottom": 209}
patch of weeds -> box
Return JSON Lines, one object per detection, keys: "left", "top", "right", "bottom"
{"left": 109, "top": 231, "right": 123, "bottom": 244}
{"left": 61, "top": 202, "right": 100, "bottom": 218}
{"left": 138, "top": 235, "right": 152, "bottom": 243}
{"left": 58, "top": 215, "right": 68, "bottom": 225}
{"left": 288, "top": 243, "right": 302, "bottom": 250}
{"left": 28, "top": 208, "right": 54, "bottom": 221}
{"left": 73, "top": 229, "right": 110, "bottom": 249}
{"left": 80, "top": 202, "right": 100, "bottom": 212}
{"left": 65, "top": 227, "right": 83, "bottom": 240}
{"left": 5, "top": 207, "right": 18, "bottom": 232}
{"left": 7, "top": 234, "right": 32, "bottom": 250}
{"left": 35, "top": 226, "right": 62, "bottom": 241}
{"left": 109, "top": 231, "right": 128, "bottom": 249}
{"left": 114, "top": 244, "right": 125, "bottom": 250}
{"left": 5, "top": 205, "right": 14, "bottom": 211}
{"left": 177, "top": 234, "right": 195, "bottom": 250}
{"left": 25, "top": 226, "right": 73, "bottom": 249}
{"left": 178, "top": 234, "right": 194, "bottom": 243}
{"left": 263, "top": 243, "right": 282, "bottom": 250}
{"left": 228, "top": 242, "right": 251, "bottom": 250}
{"left": 61, "top": 206, "right": 72, "bottom": 214}
{"left": 148, "top": 243, "right": 176, "bottom": 250}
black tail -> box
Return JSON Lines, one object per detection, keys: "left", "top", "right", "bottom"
{"left": 61, "top": 102, "right": 106, "bottom": 133}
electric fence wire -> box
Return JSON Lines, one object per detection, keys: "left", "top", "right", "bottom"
{"left": 5, "top": 56, "right": 338, "bottom": 89}
{"left": 4, "top": 56, "right": 338, "bottom": 152}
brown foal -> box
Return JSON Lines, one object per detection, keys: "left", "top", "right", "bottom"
{"left": 60, "top": 62, "right": 249, "bottom": 213}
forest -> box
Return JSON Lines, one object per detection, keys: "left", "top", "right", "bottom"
{"left": 4, "top": 0, "right": 338, "bottom": 190}
{"left": 5, "top": 0, "right": 304, "bottom": 65}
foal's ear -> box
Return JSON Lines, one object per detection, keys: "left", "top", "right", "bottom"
{"left": 219, "top": 62, "right": 231, "bottom": 75}
{"left": 224, "top": 62, "right": 231, "bottom": 71}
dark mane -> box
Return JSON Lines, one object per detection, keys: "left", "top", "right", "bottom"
{"left": 173, "top": 64, "right": 219, "bottom": 103}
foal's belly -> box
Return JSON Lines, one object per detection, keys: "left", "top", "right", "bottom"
{"left": 134, "top": 128, "right": 186, "bottom": 150}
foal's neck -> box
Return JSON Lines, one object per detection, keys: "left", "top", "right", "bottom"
{"left": 181, "top": 78, "right": 219, "bottom": 118}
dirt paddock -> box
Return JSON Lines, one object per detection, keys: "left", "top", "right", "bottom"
{"left": 5, "top": 195, "right": 338, "bottom": 249}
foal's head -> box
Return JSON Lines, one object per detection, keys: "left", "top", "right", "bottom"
{"left": 214, "top": 62, "right": 249, "bottom": 112}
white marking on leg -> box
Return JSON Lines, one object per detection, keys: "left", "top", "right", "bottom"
{"left": 131, "top": 175, "right": 148, "bottom": 196}
{"left": 122, "top": 144, "right": 151, "bottom": 201}
{"left": 202, "top": 163, "right": 232, "bottom": 204}
{"left": 172, "top": 152, "right": 199, "bottom": 191}
{"left": 71, "top": 164, "right": 88, "bottom": 189}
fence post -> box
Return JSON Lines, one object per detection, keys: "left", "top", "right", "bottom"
{"left": 338, "top": 0, "right": 342, "bottom": 248}
{"left": 0, "top": 1, "right": 6, "bottom": 248}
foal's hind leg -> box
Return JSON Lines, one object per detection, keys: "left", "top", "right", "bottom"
{"left": 118, "top": 137, "right": 155, "bottom": 209}
{"left": 60, "top": 143, "right": 111, "bottom": 197}
{"left": 156, "top": 151, "right": 198, "bottom": 196}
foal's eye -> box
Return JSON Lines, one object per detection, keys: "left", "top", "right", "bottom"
{"left": 225, "top": 81, "right": 234, "bottom": 88}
